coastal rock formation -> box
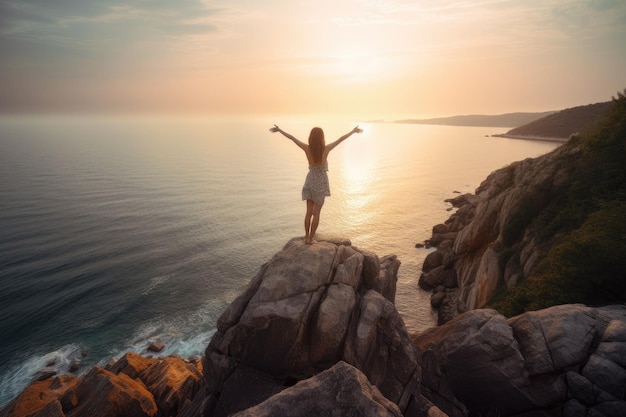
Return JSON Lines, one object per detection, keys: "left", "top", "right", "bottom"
{"left": 414, "top": 304, "right": 626, "bottom": 417}
{"left": 60, "top": 366, "right": 158, "bottom": 417}
{"left": 0, "top": 353, "right": 202, "bottom": 417}
{"left": 8, "top": 304, "right": 624, "bottom": 417}
{"left": 202, "top": 237, "right": 421, "bottom": 416}
{"left": 419, "top": 142, "right": 576, "bottom": 323}
{"left": 0, "top": 375, "right": 78, "bottom": 417}
{"left": 421, "top": 93, "right": 626, "bottom": 324}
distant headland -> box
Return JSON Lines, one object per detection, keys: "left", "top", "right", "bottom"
{"left": 393, "top": 111, "right": 556, "bottom": 128}
{"left": 384, "top": 101, "right": 613, "bottom": 142}
{"left": 493, "top": 101, "right": 612, "bottom": 140}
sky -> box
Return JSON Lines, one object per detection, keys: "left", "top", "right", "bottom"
{"left": 1, "top": 0, "right": 625, "bottom": 118}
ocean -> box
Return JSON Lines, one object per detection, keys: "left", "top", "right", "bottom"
{"left": 0, "top": 115, "right": 560, "bottom": 405}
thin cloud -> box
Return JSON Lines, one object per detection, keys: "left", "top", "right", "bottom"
{"left": 1, "top": 0, "right": 226, "bottom": 45}
{"left": 0, "top": 0, "right": 230, "bottom": 79}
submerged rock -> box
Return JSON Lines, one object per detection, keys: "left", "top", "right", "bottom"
{"left": 147, "top": 342, "right": 165, "bottom": 353}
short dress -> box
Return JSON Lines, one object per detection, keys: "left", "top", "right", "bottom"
{"left": 302, "top": 160, "right": 330, "bottom": 205}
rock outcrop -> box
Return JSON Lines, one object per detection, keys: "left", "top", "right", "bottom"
{"left": 0, "top": 375, "right": 78, "bottom": 417}
{"left": 414, "top": 304, "right": 626, "bottom": 417}
{"left": 202, "top": 237, "right": 421, "bottom": 416}
{"left": 1, "top": 352, "right": 202, "bottom": 417}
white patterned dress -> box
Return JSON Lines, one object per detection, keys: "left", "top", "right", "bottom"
{"left": 302, "top": 160, "right": 330, "bottom": 205}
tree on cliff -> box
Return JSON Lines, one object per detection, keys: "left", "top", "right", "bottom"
{"left": 490, "top": 89, "right": 626, "bottom": 315}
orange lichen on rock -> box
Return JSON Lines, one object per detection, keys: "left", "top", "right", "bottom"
{"left": 61, "top": 366, "right": 157, "bottom": 417}
{"left": 4, "top": 375, "right": 78, "bottom": 417}
{"left": 108, "top": 352, "right": 158, "bottom": 379}
{"left": 138, "top": 356, "right": 203, "bottom": 417}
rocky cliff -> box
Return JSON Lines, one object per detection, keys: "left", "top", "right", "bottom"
{"left": 420, "top": 91, "right": 626, "bottom": 324}
{"left": 3, "top": 238, "right": 626, "bottom": 417}
{"left": 418, "top": 143, "right": 574, "bottom": 323}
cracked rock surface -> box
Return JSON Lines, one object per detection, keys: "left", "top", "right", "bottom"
{"left": 203, "top": 237, "right": 419, "bottom": 417}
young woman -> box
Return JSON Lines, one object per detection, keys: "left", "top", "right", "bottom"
{"left": 270, "top": 124, "right": 362, "bottom": 244}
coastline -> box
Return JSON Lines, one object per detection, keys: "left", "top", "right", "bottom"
{"left": 491, "top": 133, "right": 569, "bottom": 143}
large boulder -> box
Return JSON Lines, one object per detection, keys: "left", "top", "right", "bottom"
{"left": 203, "top": 237, "right": 419, "bottom": 417}
{"left": 414, "top": 304, "right": 626, "bottom": 417}
{"left": 230, "top": 361, "right": 403, "bottom": 417}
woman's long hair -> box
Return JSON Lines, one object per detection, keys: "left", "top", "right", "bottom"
{"left": 308, "top": 127, "right": 325, "bottom": 165}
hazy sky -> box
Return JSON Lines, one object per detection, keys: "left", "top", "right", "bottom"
{"left": 1, "top": 0, "right": 625, "bottom": 117}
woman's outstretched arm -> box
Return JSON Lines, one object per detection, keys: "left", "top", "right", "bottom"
{"left": 270, "top": 124, "right": 308, "bottom": 152}
{"left": 325, "top": 126, "right": 363, "bottom": 153}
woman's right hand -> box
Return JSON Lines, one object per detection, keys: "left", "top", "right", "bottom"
{"left": 269, "top": 124, "right": 280, "bottom": 133}
{"left": 353, "top": 126, "right": 363, "bottom": 134}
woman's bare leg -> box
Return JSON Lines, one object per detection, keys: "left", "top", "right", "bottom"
{"left": 304, "top": 199, "right": 323, "bottom": 244}
{"left": 304, "top": 199, "right": 314, "bottom": 244}
{"left": 309, "top": 202, "right": 322, "bottom": 243}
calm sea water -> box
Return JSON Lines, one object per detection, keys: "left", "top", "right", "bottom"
{"left": 0, "top": 115, "right": 559, "bottom": 405}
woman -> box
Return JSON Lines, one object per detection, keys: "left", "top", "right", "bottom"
{"left": 270, "top": 124, "right": 362, "bottom": 244}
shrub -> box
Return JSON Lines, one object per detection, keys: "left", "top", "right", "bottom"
{"left": 491, "top": 203, "right": 626, "bottom": 316}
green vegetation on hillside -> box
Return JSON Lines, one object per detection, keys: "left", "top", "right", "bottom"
{"left": 504, "top": 101, "right": 612, "bottom": 139}
{"left": 489, "top": 90, "right": 626, "bottom": 316}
